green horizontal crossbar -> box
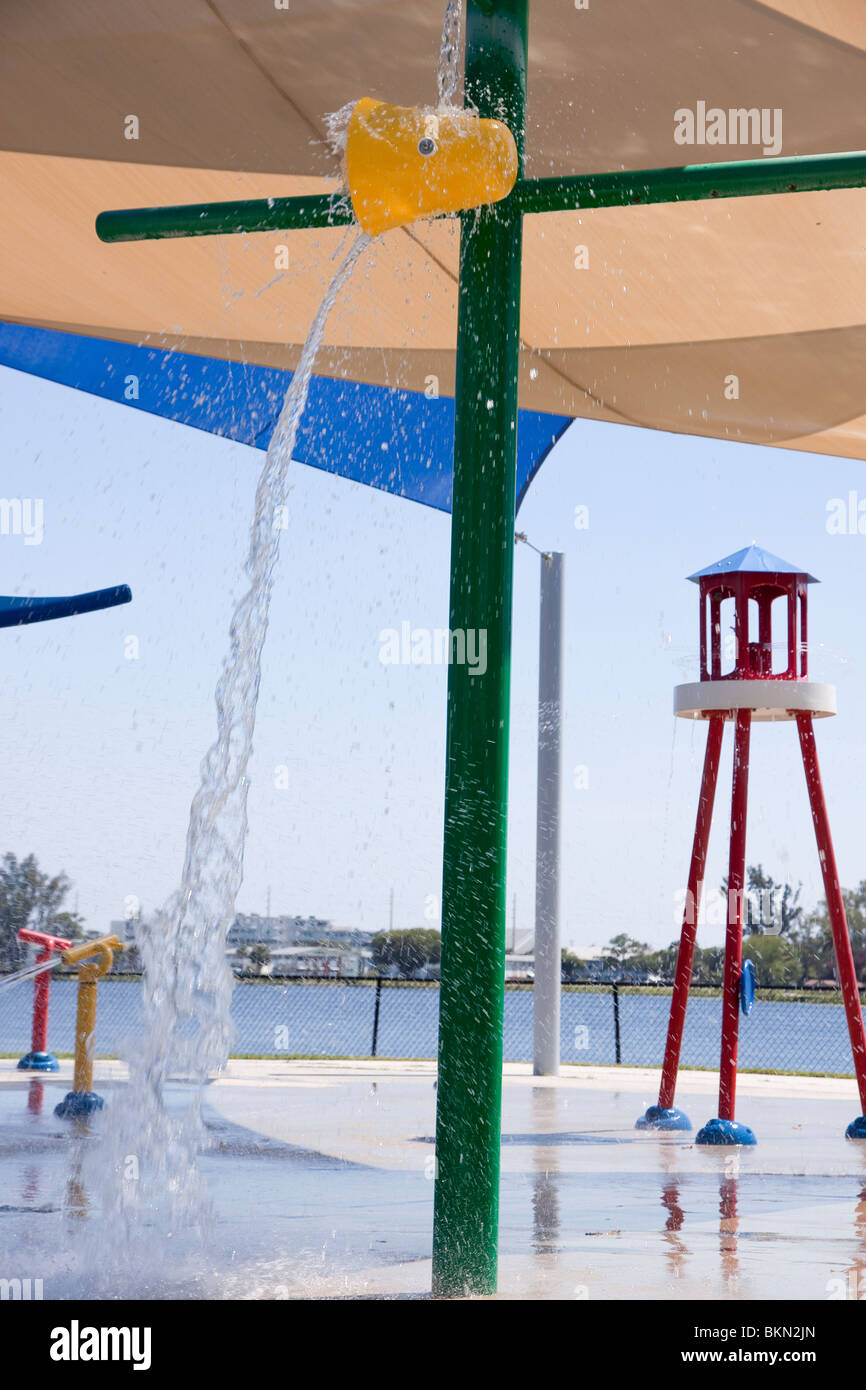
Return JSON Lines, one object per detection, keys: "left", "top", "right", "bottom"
{"left": 95, "top": 191, "right": 353, "bottom": 242}
{"left": 94, "top": 150, "right": 866, "bottom": 244}
{"left": 515, "top": 149, "right": 866, "bottom": 215}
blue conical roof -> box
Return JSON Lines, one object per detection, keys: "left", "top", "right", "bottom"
{"left": 687, "top": 544, "right": 818, "bottom": 584}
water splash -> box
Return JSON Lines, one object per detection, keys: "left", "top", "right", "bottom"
{"left": 325, "top": 102, "right": 357, "bottom": 167}
{"left": 0, "top": 954, "right": 57, "bottom": 995}
{"left": 437, "top": 0, "right": 464, "bottom": 107}
{"left": 89, "top": 230, "right": 370, "bottom": 1274}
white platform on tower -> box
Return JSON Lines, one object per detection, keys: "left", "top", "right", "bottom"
{"left": 674, "top": 679, "right": 836, "bottom": 721}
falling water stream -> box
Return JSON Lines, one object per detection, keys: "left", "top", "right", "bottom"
{"left": 89, "top": 231, "right": 369, "bottom": 1272}
{"left": 437, "top": 0, "right": 464, "bottom": 106}
{"left": 140, "top": 229, "right": 369, "bottom": 1083}
{"left": 81, "top": 0, "right": 464, "bottom": 1286}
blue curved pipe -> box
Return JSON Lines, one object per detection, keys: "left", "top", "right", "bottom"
{"left": 0, "top": 585, "right": 132, "bottom": 630}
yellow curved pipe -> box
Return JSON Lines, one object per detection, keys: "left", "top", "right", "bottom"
{"left": 61, "top": 933, "right": 123, "bottom": 969}
{"left": 61, "top": 935, "right": 123, "bottom": 1094}
{"left": 346, "top": 99, "right": 518, "bottom": 236}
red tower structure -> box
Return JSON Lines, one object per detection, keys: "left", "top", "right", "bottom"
{"left": 637, "top": 545, "right": 866, "bottom": 1144}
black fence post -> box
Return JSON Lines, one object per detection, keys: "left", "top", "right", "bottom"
{"left": 371, "top": 976, "right": 383, "bottom": 1057}
{"left": 612, "top": 982, "right": 622, "bottom": 1064}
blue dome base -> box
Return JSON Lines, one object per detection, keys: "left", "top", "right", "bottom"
{"left": 635, "top": 1105, "right": 692, "bottom": 1132}
{"left": 845, "top": 1115, "right": 866, "bottom": 1140}
{"left": 54, "top": 1091, "right": 104, "bottom": 1119}
{"left": 17, "top": 1051, "right": 60, "bottom": 1072}
{"left": 696, "top": 1117, "right": 757, "bottom": 1146}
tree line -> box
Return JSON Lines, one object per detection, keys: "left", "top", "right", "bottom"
{"left": 372, "top": 867, "right": 866, "bottom": 988}
{"left": 4, "top": 854, "right": 864, "bottom": 989}
{"left": 0, "top": 852, "right": 84, "bottom": 969}
{"left": 583, "top": 865, "right": 866, "bottom": 988}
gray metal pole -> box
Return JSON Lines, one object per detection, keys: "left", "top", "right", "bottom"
{"left": 533, "top": 551, "right": 564, "bottom": 1075}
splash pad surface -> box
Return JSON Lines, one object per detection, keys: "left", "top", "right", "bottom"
{"left": 3, "top": 1058, "right": 865, "bottom": 1301}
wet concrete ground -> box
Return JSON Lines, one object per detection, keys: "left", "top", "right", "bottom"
{"left": 2, "top": 1058, "right": 865, "bottom": 1300}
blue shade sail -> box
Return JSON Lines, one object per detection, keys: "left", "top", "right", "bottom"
{"left": 0, "top": 322, "right": 571, "bottom": 516}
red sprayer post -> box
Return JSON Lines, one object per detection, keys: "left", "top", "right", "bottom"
{"left": 16, "top": 928, "right": 72, "bottom": 1072}
{"left": 638, "top": 544, "right": 865, "bottom": 1144}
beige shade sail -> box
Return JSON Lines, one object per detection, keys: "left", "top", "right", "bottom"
{"left": 3, "top": 0, "right": 866, "bottom": 461}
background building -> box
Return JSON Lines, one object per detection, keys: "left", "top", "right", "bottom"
{"left": 227, "top": 914, "right": 333, "bottom": 948}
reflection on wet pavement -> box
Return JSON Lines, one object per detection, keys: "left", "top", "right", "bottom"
{"left": 3, "top": 1059, "right": 866, "bottom": 1299}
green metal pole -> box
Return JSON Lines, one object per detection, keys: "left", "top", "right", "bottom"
{"left": 95, "top": 192, "right": 352, "bottom": 242}
{"left": 96, "top": 150, "right": 866, "bottom": 245}
{"left": 431, "top": 0, "right": 527, "bottom": 1299}
{"left": 514, "top": 149, "right": 866, "bottom": 216}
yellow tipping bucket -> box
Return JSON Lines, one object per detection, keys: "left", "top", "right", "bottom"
{"left": 346, "top": 99, "right": 518, "bottom": 236}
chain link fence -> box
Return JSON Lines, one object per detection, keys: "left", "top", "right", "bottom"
{"left": 2, "top": 975, "right": 865, "bottom": 1077}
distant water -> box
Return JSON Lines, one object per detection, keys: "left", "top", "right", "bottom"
{"left": 0, "top": 980, "right": 858, "bottom": 1078}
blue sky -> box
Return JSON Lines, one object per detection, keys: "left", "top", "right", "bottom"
{"left": 1, "top": 361, "right": 864, "bottom": 951}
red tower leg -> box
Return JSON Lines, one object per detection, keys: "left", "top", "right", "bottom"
{"left": 656, "top": 714, "right": 725, "bottom": 1110}
{"left": 718, "top": 709, "right": 751, "bottom": 1122}
{"left": 797, "top": 713, "right": 866, "bottom": 1116}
